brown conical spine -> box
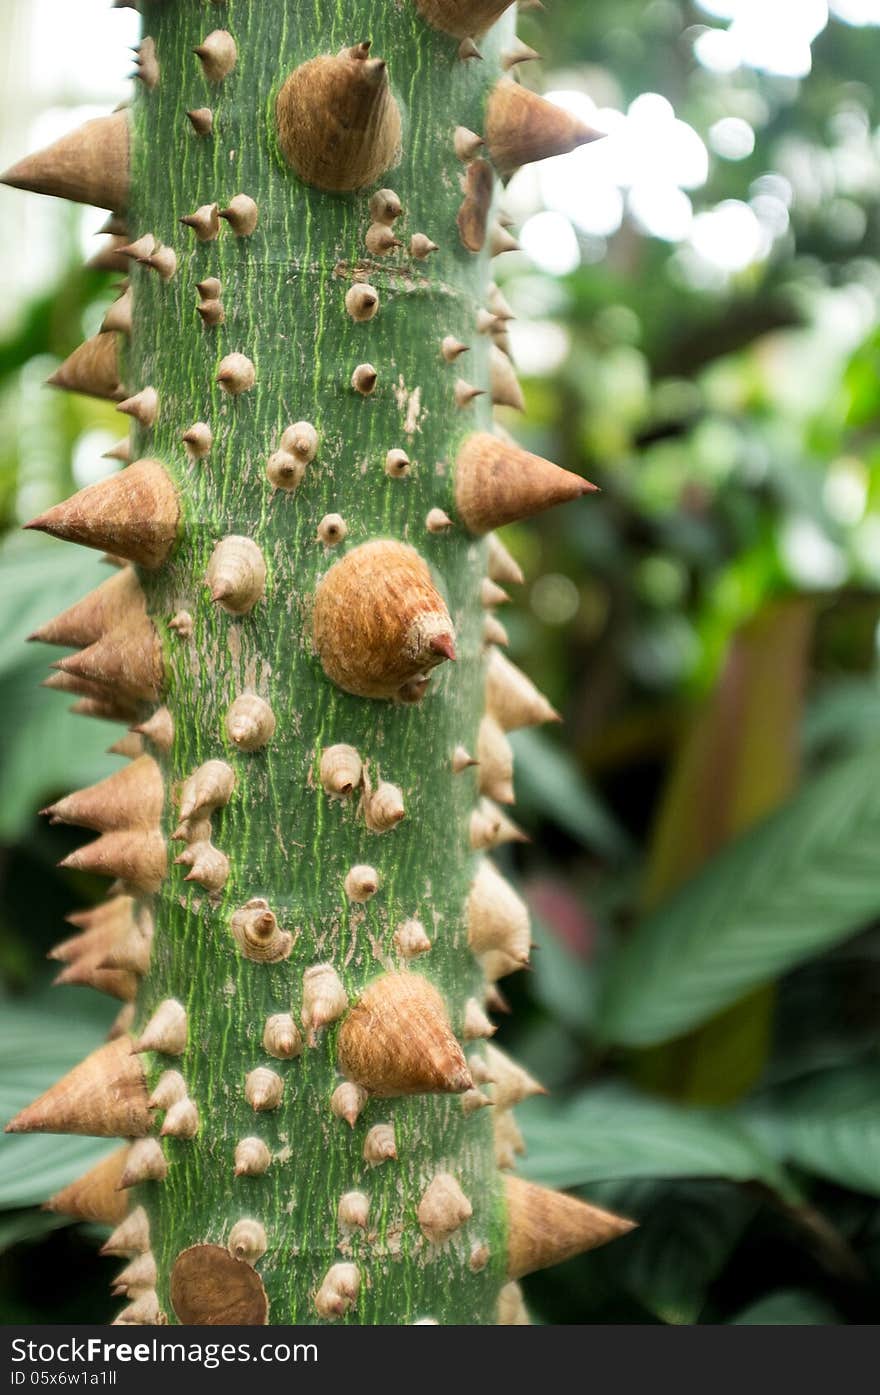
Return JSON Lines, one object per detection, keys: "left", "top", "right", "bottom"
{"left": 133, "top": 999, "right": 187, "bottom": 1056}
{"left": 5, "top": 1037, "right": 152, "bottom": 1138}
{"left": 414, "top": 0, "right": 514, "bottom": 39}
{"left": 314, "top": 1262, "right": 360, "bottom": 1319}
{"left": 186, "top": 108, "right": 214, "bottom": 136}
{"left": 112, "top": 1251, "right": 158, "bottom": 1296}
{"left": 119, "top": 1138, "right": 168, "bottom": 1187}
{"left": 180, "top": 202, "right": 220, "bottom": 241}
{"left": 312, "top": 540, "right": 456, "bottom": 701}
{"left": 489, "top": 344, "right": 525, "bottom": 411}
{"left": 160, "top": 1098, "right": 199, "bottom": 1139}
{"left": 505, "top": 1176, "right": 635, "bottom": 1278}
{"left": 477, "top": 714, "right": 515, "bottom": 804}
{"left": 194, "top": 29, "right": 237, "bottom": 82}
{"left": 25, "top": 460, "right": 179, "bottom": 569}
{"left": 29, "top": 567, "right": 144, "bottom": 650}
{"left": 178, "top": 760, "right": 235, "bottom": 820}
{"left": 117, "top": 386, "right": 159, "bottom": 426}
{"left": 98, "top": 910, "right": 152, "bottom": 975}
{"left": 101, "top": 1205, "right": 150, "bottom": 1258}
{"left": 133, "top": 707, "right": 175, "bottom": 754}
{"left": 59, "top": 828, "right": 167, "bottom": 893}
{"left": 467, "top": 860, "right": 530, "bottom": 964}
{"left": 336, "top": 971, "right": 473, "bottom": 1096}
{"left": 103, "top": 437, "right": 132, "bottom": 463}
{"left": 276, "top": 45, "right": 402, "bottom": 192}
{"left": 65, "top": 894, "right": 136, "bottom": 935}
{"left": 47, "top": 333, "right": 126, "bottom": 402}
{"left": 53, "top": 958, "right": 137, "bottom": 1002}
{"left": 234, "top": 1137, "right": 271, "bottom": 1178}
{"left": 108, "top": 731, "right": 144, "bottom": 759}
{"left": 206, "top": 536, "right": 266, "bottom": 614}
{"left": 57, "top": 612, "right": 164, "bottom": 703}
{"left": 301, "top": 964, "right": 349, "bottom": 1045}
{"left": 44, "top": 755, "right": 163, "bottom": 833}
{"left": 486, "top": 648, "right": 560, "bottom": 730}
{"left": 502, "top": 40, "right": 541, "bottom": 70}
{"left": 484, "top": 1042, "right": 546, "bottom": 1107}
{"left": 455, "top": 433, "right": 595, "bottom": 534}
{"left": 44, "top": 670, "right": 139, "bottom": 717}
{"left": 45, "top": 1146, "right": 130, "bottom": 1224}
{"left": 1, "top": 110, "right": 129, "bottom": 210}
{"left": 417, "top": 1172, "right": 473, "bottom": 1243}
{"left": 486, "top": 80, "right": 604, "bottom": 177}
{"left": 219, "top": 194, "right": 259, "bottom": 236}
{"left": 488, "top": 534, "right": 524, "bottom": 586}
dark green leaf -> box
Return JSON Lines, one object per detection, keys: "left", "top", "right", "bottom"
{"left": 742, "top": 1064, "right": 880, "bottom": 1197}
{"left": 599, "top": 747, "right": 880, "bottom": 1046}
{"left": 730, "top": 1290, "right": 839, "bottom": 1324}
{"left": 520, "top": 1083, "right": 798, "bottom": 1200}
{"left": 509, "top": 728, "right": 631, "bottom": 861}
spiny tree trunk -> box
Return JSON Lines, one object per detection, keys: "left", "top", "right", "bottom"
{"left": 5, "top": 0, "right": 633, "bottom": 1326}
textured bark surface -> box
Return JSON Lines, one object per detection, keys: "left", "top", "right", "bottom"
{"left": 131, "top": 0, "right": 510, "bottom": 1325}
{"left": 6, "top": 0, "right": 634, "bottom": 1330}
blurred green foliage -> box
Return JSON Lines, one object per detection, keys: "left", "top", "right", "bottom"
{"left": 3, "top": 0, "right": 880, "bottom": 1324}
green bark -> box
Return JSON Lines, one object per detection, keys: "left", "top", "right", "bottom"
{"left": 131, "top": 0, "right": 512, "bottom": 1324}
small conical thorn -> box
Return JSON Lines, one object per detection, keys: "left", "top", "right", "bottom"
{"left": 455, "top": 379, "right": 484, "bottom": 407}
{"left": 219, "top": 194, "right": 258, "bottom": 236}
{"left": 132, "top": 36, "right": 160, "bottom": 88}
{"left": 369, "top": 189, "right": 403, "bottom": 223}
{"left": 410, "top": 233, "right": 438, "bottom": 259}
{"left": 196, "top": 299, "right": 225, "bottom": 326}
{"left": 502, "top": 41, "right": 541, "bottom": 70}
{"left": 452, "top": 745, "right": 477, "bottom": 773}
{"left": 384, "top": 448, "right": 410, "bottom": 478}
{"left": 488, "top": 284, "right": 515, "bottom": 320}
{"left": 491, "top": 222, "right": 520, "bottom": 256}
{"left": 216, "top": 353, "right": 255, "bottom": 394}
{"left": 454, "top": 127, "right": 484, "bottom": 162}
{"left": 186, "top": 108, "right": 213, "bottom": 136}
{"left": 352, "top": 363, "right": 378, "bottom": 395}
{"left": 180, "top": 203, "right": 220, "bottom": 242}
{"left": 143, "top": 246, "right": 177, "bottom": 280}
{"left": 194, "top": 30, "right": 238, "bottom": 82}
{"left": 458, "top": 38, "right": 482, "bottom": 60}
{"left": 117, "top": 386, "right": 158, "bottom": 427}
{"left": 365, "top": 223, "right": 402, "bottom": 255}
{"left": 182, "top": 422, "right": 213, "bottom": 458}
{"left": 426, "top": 508, "right": 454, "bottom": 534}
{"left": 120, "top": 234, "right": 156, "bottom": 263}
{"left": 103, "top": 435, "right": 131, "bottom": 463}
{"left": 481, "top": 577, "right": 511, "bottom": 608}
{"left": 442, "top": 336, "right": 469, "bottom": 362}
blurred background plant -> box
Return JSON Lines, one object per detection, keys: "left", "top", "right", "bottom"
{"left": 3, "top": 0, "right": 880, "bottom": 1325}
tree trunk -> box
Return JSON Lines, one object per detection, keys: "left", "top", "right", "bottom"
{"left": 5, "top": 0, "right": 632, "bottom": 1326}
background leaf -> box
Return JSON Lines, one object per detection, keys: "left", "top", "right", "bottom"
{"left": 599, "top": 747, "right": 880, "bottom": 1047}
{"left": 519, "top": 1083, "right": 798, "bottom": 1200}
{"left": 742, "top": 1065, "right": 880, "bottom": 1197}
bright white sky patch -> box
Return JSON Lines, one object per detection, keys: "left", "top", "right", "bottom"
{"left": 520, "top": 212, "right": 581, "bottom": 275}
{"left": 710, "top": 117, "right": 756, "bottom": 160}
{"left": 690, "top": 199, "right": 767, "bottom": 271}
{"left": 629, "top": 185, "right": 694, "bottom": 241}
